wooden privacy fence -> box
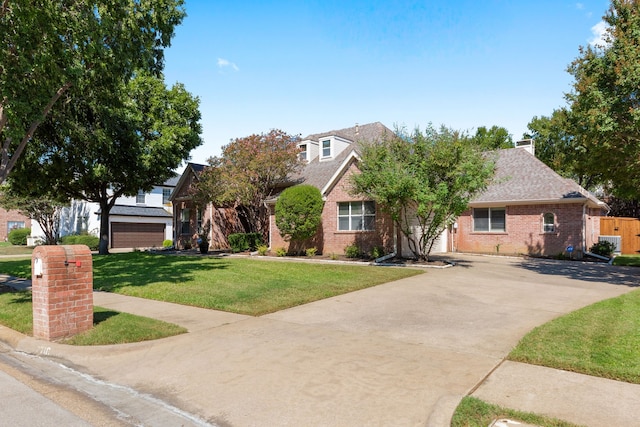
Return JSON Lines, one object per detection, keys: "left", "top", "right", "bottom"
{"left": 600, "top": 217, "right": 640, "bottom": 255}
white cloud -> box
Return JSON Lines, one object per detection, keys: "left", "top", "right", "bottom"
{"left": 576, "top": 3, "right": 584, "bottom": 10}
{"left": 217, "top": 58, "right": 239, "bottom": 72}
{"left": 589, "top": 21, "right": 611, "bottom": 48}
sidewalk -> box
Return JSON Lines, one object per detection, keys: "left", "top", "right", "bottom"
{"left": 1, "top": 255, "right": 639, "bottom": 426}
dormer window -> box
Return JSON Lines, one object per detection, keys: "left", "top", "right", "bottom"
{"left": 321, "top": 139, "right": 331, "bottom": 158}
{"left": 299, "top": 143, "right": 307, "bottom": 161}
{"left": 136, "top": 190, "right": 145, "bottom": 204}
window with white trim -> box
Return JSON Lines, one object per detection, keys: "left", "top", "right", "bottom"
{"left": 136, "top": 190, "right": 145, "bottom": 204}
{"left": 543, "top": 212, "right": 555, "bottom": 233}
{"left": 338, "top": 201, "right": 375, "bottom": 231}
{"left": 163, "top": 188, "right": 171, "bottom": 204}
{"left": 7, "top": 221, "right": 25, "bottom": 235}
{"left": 473, "top": 208, "right": 505, "bottom": 232}
{"left": 196, "top": 208, "right": 203, "bottom": 233}
{"left": 321, "top": 139, "right": 331, "bottom": 158}
{"left": 299, "top": 144, "right": 307, "bottom": 161}
{"left": 180, "top": 209, "right": 190, "bottom": 235}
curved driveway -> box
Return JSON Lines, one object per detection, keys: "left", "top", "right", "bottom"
{"left": 13, "top": 254, "right": 639, "bottom": 426}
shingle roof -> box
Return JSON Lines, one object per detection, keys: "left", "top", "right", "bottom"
{"left": 303, "top": 121, "right": 394, "bottom": 144}
{"left": 471, "top": 148, "right": 603, "bottom": 207}
{"left": 106, "top": 205, "right": 172, "bottom": 218}
{"left": 291, "top": 122, "right": 394, "bottom": 193}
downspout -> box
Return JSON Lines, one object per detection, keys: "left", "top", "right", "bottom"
{"left": 581, "top": 203, "right": 587, "bottom": 257}
{"left": 375, "top": 218, "right": 397, "bottom": 263}
{"left": 208, "top": 201, "right": 213, "bottom": 249}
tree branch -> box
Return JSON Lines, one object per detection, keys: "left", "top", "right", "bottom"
{"left": 1, "top": 82, "right": 72, "bottom": 182}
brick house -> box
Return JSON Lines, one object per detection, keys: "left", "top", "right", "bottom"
{"left": 0, "top": 207, "right": 31, "bottom": 242}
{"left": 267, "top": 122, "right": 397, "bottom": 256}
{"left": 170, "top": 162, "right": 244, "bottom": 250}
{"left": 452, "top": 142, "right": 606, "bottom": 258}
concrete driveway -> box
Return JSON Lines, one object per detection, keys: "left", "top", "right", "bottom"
{"left": 13, "top": 254, "right": 638, "bottom": 426}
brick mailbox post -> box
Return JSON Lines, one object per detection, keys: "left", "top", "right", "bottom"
{"left": 31, "top": 245, "right": 93, "bottom": 341}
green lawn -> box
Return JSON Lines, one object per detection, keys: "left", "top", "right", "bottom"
{"left": 451, "top": 397, "right": 581, "bottom": 427}
{"left": 0, "top": 290, "right": 186, "bottom": 345}
{"left": 0, "top": 252, "right": 423, "bottom": 316}
{"left": 91, "top": 252, "right": 424, "bottom": 315}
{"left": 613, "top": 254, "right": 640, "bottom": 267}
{"left": 508, "top": 288, "right": 640, "bottom": 384}
{"left": 0, "top": 242, "right": 33, "bottom": 256}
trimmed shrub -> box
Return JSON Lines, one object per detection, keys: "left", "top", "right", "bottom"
{"left": 8, "top": 227, "right": 31, "bottom": 246}
{"left": 275, "top": 185, "right": 323, "bottom": 242}
{"left": 228, "top": 233, "right": 264, "bottom": 253}
{"left": 590, "top": 240, "right": 616, "bottom": 257}
{"left": 257, "top": 244, "right": 268, "bottom": 256}
{"left": 60, "top": 234, "right": 100, "bottom": 251}
{"left": 162, "top": 239, "right": 173, "bottom": 248}
{"left": 344, "top": 244, "right": 361, "bottom": 259}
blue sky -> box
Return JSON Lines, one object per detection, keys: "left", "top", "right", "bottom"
{"left": 163, "top": 1, "right": 611, "bottom": 165}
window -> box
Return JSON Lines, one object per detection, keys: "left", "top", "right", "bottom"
{"left": 163, "top": 188, "right": 172, "bottom": 204}
{"left": 136, "top": 190, "right": 145, "bottom": 204}
{"left": 196, "top": 209, "right": 203, "bottom": 233}
{"left": 7, "top": 221, "right": 25, "bottom": 235}
{"left": 473, "top": 208, "right": 505, "bottom": 232}
{"left": 543, "top": 212, "right": 555, "bottom": 233}
{"left": 299, "top": 144, "right": 307, "bottom": 161}
{"left": 180, "top": 209, "right": 190, "bottom": 235}
{"left": 322, "top": 139, "right": 331, "bottom": 158}
{"left": 338, "top": 201, "right": 375, "bottom": 231}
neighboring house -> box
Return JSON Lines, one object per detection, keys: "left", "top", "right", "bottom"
{"left": 30, "top": 177, "right": 178, "bottom": 249}
{"left": 170, "top": 162, "right": 244, "bottom": 250}
{"left": 452, "top": 141, "right": 606, "bottom": 258}
{"left": 0, "top": 207, "right": 31, "bottom": 242}
{"left": 268, "top": 122, "right": 397, "bottom": 256}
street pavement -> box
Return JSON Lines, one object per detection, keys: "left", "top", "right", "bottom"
{"left": 0, "top": 253, "right": 639, "bottom": 426}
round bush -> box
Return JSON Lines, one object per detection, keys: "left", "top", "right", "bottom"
{"left": 162, "top": 239, "right": 173, "bottom": 248}
{"left": 8, "top": 227, "right": 31, "bottom": 246}
{"left": 275, "top": 184, "right": 323, "bottom": 242}
{"left": 60, "top": 234, "right": 100, "bottom": 251}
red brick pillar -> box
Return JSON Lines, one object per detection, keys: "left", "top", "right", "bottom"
{"left": 31, "top": 245, "right": 93, "bottom": 341}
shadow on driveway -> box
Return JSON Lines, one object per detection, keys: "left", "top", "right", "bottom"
{"left": 518, "top": 258, "right": 639, "bottom": 287}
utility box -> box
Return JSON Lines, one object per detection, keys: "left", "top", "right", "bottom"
{"left": 31, "top": 245, "right": 93, "bottom": 341}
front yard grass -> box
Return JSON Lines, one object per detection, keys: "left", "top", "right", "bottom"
{"left": 0, "top": 290, "right": 186, "bottom": 345}
{"left": 91, "top": 252, "right": 424, "bottom": 315}
{"left": 508, "top": 288, "right": 640, "bottom": 384}
{"left": 451, "top": 397, "right": 580, "bottom": 427}
{"left": 613, "top": 254, "right": 640, "bottom": 267}
{"left": 0, "top": 252, "right": 423, "bottom": 316}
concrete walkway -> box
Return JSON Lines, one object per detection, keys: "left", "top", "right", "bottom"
{"left": 1, "top": 254, "right": 639, "bottom": 426}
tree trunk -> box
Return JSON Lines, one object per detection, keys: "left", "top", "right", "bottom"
{"left": 99, "top": 200, "right": 110, "bottom": 255}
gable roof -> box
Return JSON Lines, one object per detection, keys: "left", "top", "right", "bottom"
{"left": 169, "top": 162, "right": 206, "bottom": 202}
{"left": 302, "top": 121, "right": 393, "bottom": 145}
{"left": 98, "top": 205, "right": 172, "bottom": 218}
{"left": 470, "top": 148, "right": 604, "bottom": 208}
{"left": 292, "top": 122, "right": 394, "bottom": 194}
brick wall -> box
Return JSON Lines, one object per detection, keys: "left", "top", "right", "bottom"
{"left": 269, "top": 162, "right": 395, "bottom": 256}
{"left": 31, "top": 245, "right": 93, "bottom": 341}
{"left": 454, "top": 203, "right": 602, "bottom": 257}
{"left": 0, "top": 207, "right": 31, "bottom": 242}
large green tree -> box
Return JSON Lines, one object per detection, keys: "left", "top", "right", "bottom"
{"left": 196, "top": 130, "right": 303, "bottom": 240}
{"left": 10, "top": 72, "right": 202, "bottom": 254}
{"left": 565, "top": 0, "right": 640, "bottom": 198}
{"left": 467, "top": 125, "right": 513, "bottom": 150}
{"left": 351, "top": 125, "right": 495, "bottom": 261}
{"left": 0, "top": 0, "right": 185, "bottom": 182}
{"left": 525, "top": 109, "right": 603, "bottom": 190}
